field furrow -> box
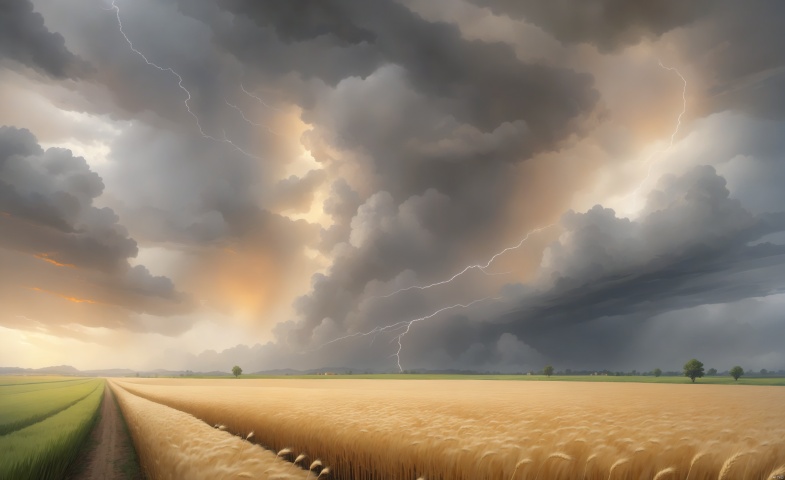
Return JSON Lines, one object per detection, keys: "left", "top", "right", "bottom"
{"left": 115, "top": 379, "right": 785, "bottom": 480}
{"left": 110, "top": 380, "right": 317, "bottom": 480}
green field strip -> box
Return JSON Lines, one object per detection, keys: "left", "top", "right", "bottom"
{"left": 0, "top": 376, "right": 84, "bottom": 387}
{"left": 0, "top": 379, "right": 101, "bottom": 436}
{"left": 0, "top": 378, "right": 93, "bottom": 396}
{"left": 0, "top": 380, "right": 104, "bottom": 480}
{"left": 0, "top": 375, "right": 90, "bottom": 387}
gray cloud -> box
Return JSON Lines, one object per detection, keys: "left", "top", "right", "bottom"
{"left": 467, "top": 0, "right": 712, "bottom": 52}
{"left": 269, "top": 169, "right": 327, "bottom": 214}
{"left": 0, "top": 0, "right": 89, "bottom": 78}
{"left": 0, "top": 126, "right": 193, "bottom": 333}
{"left": 680, "top": 1, "right": 785, "bottom": 120}
{"left": 4, "top": 0, "right": 784, "bottom": 373}
{"left": 491, "top": 166, "right": 785, "bottom": 366}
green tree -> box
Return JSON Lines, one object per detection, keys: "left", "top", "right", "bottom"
{"left": 730, "top": 366, "right": 744, "bottom": 381}
{"left": 707, "top": 368, "right": 717, "bottom": 376}
{"left": 683, "top": 359, "right": 705, "bottom": 383}
{"left": 653, "top": 368, "right": 662, "bottom": 377}
{"left": 232, "top": 365, "right": 242, "bottom": 378}
{"left": 543, "top": 365, "right": 554, "bottom": 377}
{"left": 760, "top": 368, "right": 768, "bottom": 375}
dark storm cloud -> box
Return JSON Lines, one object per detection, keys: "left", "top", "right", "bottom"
{"left": 219, "top": 0, "right": 598, "bottom": 136}
{"left": 0, "top": 126, "right": 193, "bottom": 329}
{"left": 679, "top": 1, "right": 785, "bottom": 120}
{"left": 467, "top": 0, "right": 712, "bottom": 52}
{"left": 0, "top": 0, "right": 89, "bottom": 78}
{"left": 190, "top": 0, "right": 602, "bottom": 357}
{"left": 489, "top": 166, "right": 785, "bottom": 365}
{"left": 0, "top": 126, "right": 134, "bottom": 271}
{"left": 10, "top": 0, "right": 784, "bottom": 372}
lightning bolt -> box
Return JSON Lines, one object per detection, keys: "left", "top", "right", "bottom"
{"left": 109, "top": 0, "right": 217, "bottom": 140}
{"left": 628, "top": 61, "right": 688, "bottom": 198}
{"left": 316, "top": 297, "right": 498, "bottom": 372}
{"left": 319, "top": 60, "right": 688, "bottom": 370}
{"left": 225, "top": 100, "right": 283, "bottom": 137}
{"left": 375, "top": 224, "right": 555, "bottom": 299}
{"left": 241, "top": 84, "right": 283, "bottom": 113}
{"left": 109, "top": 0, "right": 261, "bottom": 160}
{"left": 220, "top": 130, "right": 263, "bottom": 160}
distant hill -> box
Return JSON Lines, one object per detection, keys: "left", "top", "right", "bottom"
{"left": 0, "top": 365, "right": 230, "bottom": 377}
{"left": 0, "top": 365, "right": 81, "bottom": 376}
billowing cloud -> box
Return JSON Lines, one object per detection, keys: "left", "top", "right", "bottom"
{"left": 0, "top": 127, "right": 193, "bottom": 336}
{"left": 0, "top": 0, "right": 89, "bottom": 78}
{"left": 1, "top": 0, "right": 784, "bottom": 373}
{"left": 467, "top": 0, "right": 712, "bottom": 52}
{"left": 491, "top": 166, "right": 785, "bottom": 366}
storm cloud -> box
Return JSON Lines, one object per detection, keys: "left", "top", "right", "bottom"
{"left": 0, "top": 0, "right": 89, "bottom": 78}
{"left": 1, "top": 0, "right": 784, "bottom": 372}
{"left": 0, "top": 127, "right": 193, "bottom": 336}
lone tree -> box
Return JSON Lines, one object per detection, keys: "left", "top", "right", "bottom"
{"left": 653, "top": 368, "right": 662, "bottom": 378}
{"left": 683, "top": 359, "right": 705, "bottom": 383}
{"left": 707, "top": 368, "right": 717, "bottom": 376}
{"left": 730, "top": 366, "right": 744, "bottom": 381}
{"left": 232, "top": 365, "right": 242, "bottom": 378}
{"left": 543, "top": 365, "right": 554, "bottom": 377}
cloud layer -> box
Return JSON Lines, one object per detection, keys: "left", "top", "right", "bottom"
{"left": 1, "top": 0, "right": 784, "bottom": 372}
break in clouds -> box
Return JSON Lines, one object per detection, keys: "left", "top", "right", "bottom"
{"left": 1, "top": 0, "right": 784, "bottom": 373}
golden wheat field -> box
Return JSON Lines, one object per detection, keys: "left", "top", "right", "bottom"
{"left": 111, "top": 378, "right": 785, "bottom": 480}
{"left": 110, "top": 382, "right": 316, "bottom": 480}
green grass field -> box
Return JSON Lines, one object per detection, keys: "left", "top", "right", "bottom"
{"left": 0, "top": 378, "right": 100, "bottom": 435}
{"left": 0, "top": 376, "right": 82, "bottom": 387}
{"left": 0, "top": 378, "right": 104, "bottom": 480}
{"left": 219, "top": 373, "right": 785, "bottom": 385}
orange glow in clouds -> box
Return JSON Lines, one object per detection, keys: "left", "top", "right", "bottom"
{"left": 29, "top": 287, "right": 99, "bottom": 305}
{"left": 34, "top": 253, "right": 76, "bottom": 268}
{"left": 187, "top": 245, "right": 281, "bottom": 324}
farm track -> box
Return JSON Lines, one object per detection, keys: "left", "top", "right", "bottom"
{"left": 67, "top": 384, "right": 143, "bottom": 480}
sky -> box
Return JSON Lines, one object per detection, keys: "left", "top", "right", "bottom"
{"left": 1, "top": 0, "right": 784, "bottom": 373}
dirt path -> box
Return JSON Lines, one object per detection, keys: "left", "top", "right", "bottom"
{"left": 66, "top": 382, "right": 144, "bottom": 480}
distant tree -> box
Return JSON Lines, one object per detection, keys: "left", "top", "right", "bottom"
{"left": 232, "top": 365, "right": 242, "bottom": 378}
{"left": 730, "top": 366, "right": 744, "bottom": 381}
{"left": 683, "top": 359, "right": 705, "bottom": 383}
{"left": 760, "top": 368, "right": 768, "bottom": 375}
{"left": 543, "top": 365, "right": 554, "bottom": 377}
{"left": 653, "top": 368, "right": 662, "bottom": 377}
{"left": 707, "top": 368, "right": 717, "bottom": 376}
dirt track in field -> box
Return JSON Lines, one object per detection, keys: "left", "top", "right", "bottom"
{"left": 67, "top": 383, "right": 144, "bottom": 480}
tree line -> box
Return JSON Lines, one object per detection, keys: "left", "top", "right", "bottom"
{"left": 538, "top": 360, "right": 765, "bottom": 383}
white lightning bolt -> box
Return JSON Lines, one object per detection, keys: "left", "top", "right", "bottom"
{"left": 316, "top": 297, "right": 498, "bottom": 372}
{"left": 628, "top": 61, "right": 687, "bottom": 198}
{"left": 308, "top": 60, "right": 688, "bottom": 371}
{"left": 109, "top": 0, "right": 262, "bottom": 160}
{"left": 375, "top": 223, "right": 555, "bottom": 299}
{"left": 241, "top": 84, "right": 284, "bottom": 113}
{"left": 220, "top": 130, "right": 262, "bottom": 160}
{"left": 225, "top": 100, "right": 283, "bottom": 137}
{"left": 109, "top": 0, "right": 217, "bottom": 140}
